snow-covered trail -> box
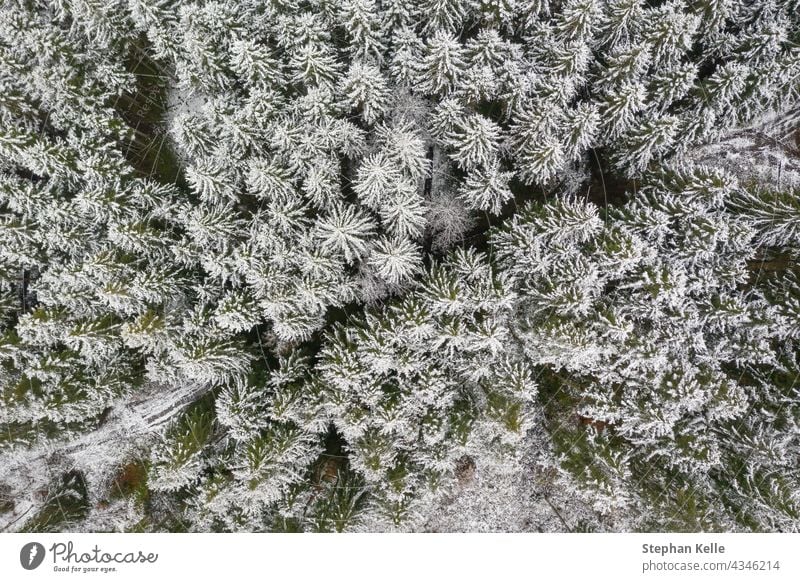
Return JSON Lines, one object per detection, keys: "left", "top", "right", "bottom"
{"left": 687, "top": 107, "right": 800, "bottom": 186}
{"left": 0, "top": 381, "right": 208, "bottom": 532}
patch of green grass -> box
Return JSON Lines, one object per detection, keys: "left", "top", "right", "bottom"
{"left": 20, "top": 471, "right": 90, "bottom": 533}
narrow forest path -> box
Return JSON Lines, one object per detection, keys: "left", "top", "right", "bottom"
{"left": 0, "top": 381, "right": 208, "bottom": 532}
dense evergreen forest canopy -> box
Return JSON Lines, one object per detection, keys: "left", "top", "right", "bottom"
{"left": 0, "top": 0, "right": 799, "bottom": 532}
